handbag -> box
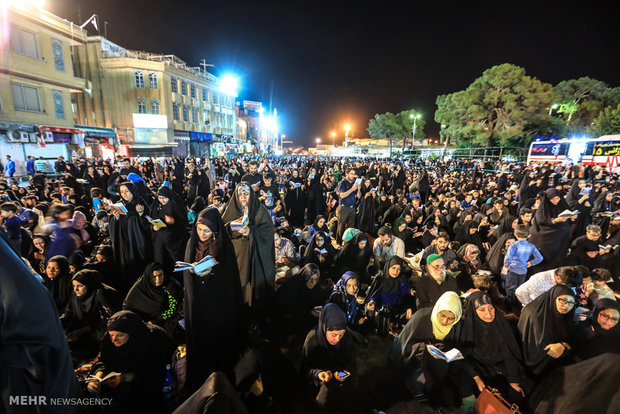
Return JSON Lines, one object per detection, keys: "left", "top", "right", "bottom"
{"left": 474, "top": 386, "right": 521, "bottom": 414}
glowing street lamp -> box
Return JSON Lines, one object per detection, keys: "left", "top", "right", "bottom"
{"left": 410, "top": 113, "right": 421, "bottom": 150}
{"left": 344, "top": 124, "right": 351, "bottom": 147}
{"left": 219, "top": 75, "right": 239, "bottom": 97}
{"left": 549, "top": 103, "right": 559, "bottom": 116}
{"left": 331, "top": 131, "right": 336, "bottom": 147}
{"left": 315, "top": 137, "right": 321, "bottom": 146}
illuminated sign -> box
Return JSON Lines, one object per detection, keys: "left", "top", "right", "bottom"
{"left": 132, "top": 114, "right": 168, "bottom": 129}
{"left": 190, "top": 132, "right": 212, "bottom": 142}
{"left": 530, "top": 143, "right": 569, "bottom": 156}
{"left": 593, "top": 142, "right": 620, "bottom": 157}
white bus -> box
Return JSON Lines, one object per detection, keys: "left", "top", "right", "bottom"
{"left": 527, "top": 135, "right": 620, "bottom": 167}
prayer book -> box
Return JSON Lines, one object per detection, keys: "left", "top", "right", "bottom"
{"left": 173, "top": 255, "right": 218, "bottom": 275}
{"left": 354, "top": 178, "right": 363, "bottom": 185}
{"left": 230, "top": 215, "right": 249, "bottom": 230}
{"left": 146, "top": 216, "right": 167, "bottom": 228}
{"left": 251, "top": 182, "right": 260, "bottom": 188}
{"left": 106, "top": 201, "right": 127, "bottom": 215}
{"left": 314, "top": 248, "right": 328, "bottom": 255}
{"left": 426, "top": 345, "right": 463, "bottom": 362}
{"left": 599, "top": 244, "right": 617, "bottom": 253}
{"left": 558, "top": 209, "right": 579, "bottom": 218}
{"left": 579, "top": 187, "right": 592, "bottom": 196}
{"left": 289, "top": 181, "right": 301, "bottom": 188}
{"left": 85, "top": 372, "right": 121, "bottom": 383}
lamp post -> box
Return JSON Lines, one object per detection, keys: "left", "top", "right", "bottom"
{"left": 344, "top": 124, "right": 351, "bottom": 147}
{"left": 410, "top": 113, "right": 421, "bottom": 150}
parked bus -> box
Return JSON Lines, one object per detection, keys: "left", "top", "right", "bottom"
{"left": 527, "top": 135, "right": 620, "bottom": 167}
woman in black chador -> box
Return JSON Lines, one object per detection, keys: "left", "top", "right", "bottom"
{"left": 184, "top": 207, "right": 245, "bottom": 393}
{"left": 150, "top": 185, "right": 188, "bottom": 273}
{"left": 222, "top": 182, "right": 276, "bottom": 310}
{"left": 108, "top": 181, "right": 152, "bottom": 292}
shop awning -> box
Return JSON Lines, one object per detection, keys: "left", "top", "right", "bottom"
{"left": 129, "top": 143, "right": 178, "bottom": 149}
{"left": 0, "top": 121, "right": 38, "bottom": 132}
{"left": 75, "top": 125, "right": 118, "bottom": 139}
{"left": 39, "top": 126, "right": 84, "bottom": 135}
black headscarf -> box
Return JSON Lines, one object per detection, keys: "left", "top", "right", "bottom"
{"left": 590, "top": 298, "right": 620, "bottom": 337}
{"left": 380, "top": 256, "right": 406, "bottom": 295}
{"left": 317, "top": 303, "right": 348, "bottom": 349}
{"left": 191, "top": 210, "right": 219, "bottom": 262}
{"left": 455, "top": 291, "right": 523, "bottom": 381}
{"left": 517, "top": 284, "right": 577, "bottom": 374}
{"left": 123, "top": 262, "right": 181, "bottom": 319}
{"left": 43, "top": 255, "right": 73, "bottom": 313}
{"left": 71, "top": 269, "right": 103, "bottom": 320}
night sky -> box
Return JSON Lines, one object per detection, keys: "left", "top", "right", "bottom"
{"left": 49, "top": 1, "right": 619, "bottom": 147}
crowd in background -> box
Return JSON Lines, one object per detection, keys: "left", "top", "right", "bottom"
{"left": 1, "top": 154, "right": 619, "bottom": 413}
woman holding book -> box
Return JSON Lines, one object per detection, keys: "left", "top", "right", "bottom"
{"left": 389, "top": 291, "right": 467, "bottom": 408}
{"left": 453, "top": 291, "right": 525, "bottom": 404}
{"left": 108, "top": 181, "right": 152, "bottom": 293}
{"left": 222, "top": 182, "right": 276, "bottom": 311}
{"left": 150, "top": 185, "right": 188, "bottom": 273}
{"left": 183, "top": 207, "right": 245, "bottom": 393}
{"left": 301, "top": 231, "right": 336, "bottom": 281}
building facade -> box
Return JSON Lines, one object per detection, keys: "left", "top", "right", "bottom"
{"left": 0, "top": 4, "right": 92, "bottom": 175}
{"left": 72, "top": 36, "right": 238, "bottom": 158}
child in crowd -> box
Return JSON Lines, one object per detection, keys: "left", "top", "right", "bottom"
{"left": 503, "top": 224, "right": 543, "bottom": 307}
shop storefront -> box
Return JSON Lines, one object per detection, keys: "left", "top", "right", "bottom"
{"left": 174, "top": 130, "right": 190, "bottom": 157}
{"left": 76, "top": 125, "right": 119, "bottom": 161}
{"left": 189, "top": 132, "right": 212, "bottom": 157}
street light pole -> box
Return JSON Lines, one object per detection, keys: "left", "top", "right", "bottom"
{"left": 410, "top": 114, "right": 421, "bottom": 150}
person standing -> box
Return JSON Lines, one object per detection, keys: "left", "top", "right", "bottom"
{"left": 26, "top": 155, "right": 36, "bottom": 176}
{"left": 336, "top": 168, "right": 359, "bottom": 244}
{"left": 4, "top": 155, "right": 15, "bottom": 178}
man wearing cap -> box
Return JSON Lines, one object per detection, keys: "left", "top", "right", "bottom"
{"left": 415, "top": 254, "right": 459, "bottom": 309}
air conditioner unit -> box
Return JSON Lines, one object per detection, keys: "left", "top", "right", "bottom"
{"left": 6, "top": 131, "right": 20, "bottom": 143}
{"left": 44, "top": 131, "right": 54, "bottom": 142}
{"left": 29, "top": 133, "right": 38, "bottom": 143}
{"left": 19, "top": 132, "right": 30, "bottom": 143}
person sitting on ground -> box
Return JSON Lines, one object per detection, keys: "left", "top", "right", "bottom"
{"left": 373, "top": 226, "right": 406, "bottom": 269}
{"left": 515, "top": 266, "right": 583, "bottom": 307}
{"left": 575, "top": 298, "right": 620, "bottom": 360}
{"left": 415, "top": 254, "right": 459, "bottom": 310}
{"left": 329, "top": 271, "right": 365, "bottom": 329}
{"left": 300, "top": 303, "right": 357, "bottom": 411}
{"left": 421, "top": 232, "right": 458, "bottom": 268}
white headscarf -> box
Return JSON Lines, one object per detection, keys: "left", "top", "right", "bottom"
{"left": 430, "top": 291, "right": 463, "bottom": 340}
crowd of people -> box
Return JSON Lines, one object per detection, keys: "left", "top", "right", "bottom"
{"left": 1, "top": 154, "right": 619, "bottom": 413}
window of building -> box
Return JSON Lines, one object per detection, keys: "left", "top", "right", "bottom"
{"left": 51, "top": 39, "right": 65, "bottom": 71}
{"left": 190, "top": 84, "right": 196, "bottom": 99}
{"left": 149, "top": 72, "right": 158, "bottom": 89}
{"left": 151, "top": 99, "right": 160, "bottom": 114}
{"left": 202, "top": 88, "right": 208, "bottom": 101}
{"left": 171, "top": 77, "right": 178, "bottom": 93}
{"left": 213, "top": 94, "right": 219, "bottom": 105}
{"left": 192, "top": 107, "right": 198, "bottom": 123}
{"left": 52, "top": 90, "right": 65, "bottom": 118}
{"left": 203, "top": 109, "right": 210, "bottom": 124}
{"left": 182, "top": 105, "right": 189, "bottom": 122}
{"left": 10, "top": 25, "right": 39, "bottom": 59}
{"left": 11, "top": 83, "right": 41, "bottom": 112}
{"left": 137, "top": 98, "right": 147, "bottom": 114}
{"left": 135, "top": 71, "right": 145, "bottom": 88}
{"left": 181, "top": 81, "right": 187, "bottom": 96}
{"left": 173, "top": 103, "right": 180, "bottom": 121}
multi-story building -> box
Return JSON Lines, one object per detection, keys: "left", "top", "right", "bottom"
{"left": 72, "top": 36, "right": 237, "bottom": 158}
{"left": 0, "top": 4, "right": 98, "bottom": 175}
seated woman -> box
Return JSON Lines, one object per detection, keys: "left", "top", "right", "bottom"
{"left": 29, "top": 234, "right": 49, "bottom": 277}
{"left": 306, "top": 215, "right": 330, "bottom": 244}
{"left": 84, "top": 245, "right": 120, "bottom": 290}
{"left": 455, "top": 244, "right": 481, "bottom": 292}
{"left": 123, "top": 262, "right": 183, "bottom": 341}
{"left": 517, "top": 285, "right": 579, "bottom": 377}
{"left": 389, "top": 291, "right": 465, "bottom": 408}
{"left": 366, "top": 256, "right": 414, "bottom": 335}
{"left": 43, "top": 255, "right": 73, "bottom": 314}
{"left": 302, "top": 231, "right": 336, "bottom": 281}
{"left": 300, "top": 303, "right": 357, "bottom": 411}
{"left": 454, "top": 291, "right": 525, "bottom": 404}
{"left": 87, "top": 311, "right": 174, "bottom": 412}
{"left": 334, "top": 232, "right": 372, "bottom": 283}
{"left": 393, "top": 217, "right": 414, "bottom": 254}
{"left": 71, "top": 211, "right": 97, "bottom": 256}
{"left": 329, "top": 271, "right": 363, "bottom": 328}
{"left": 61, "top": 269, "right": 121, "bottom": 360}
{"left": 575, "top": 298, "right": 620, "bottom": 360}
{"left": 275, "top": 263, "right": 325, "bottom": 336}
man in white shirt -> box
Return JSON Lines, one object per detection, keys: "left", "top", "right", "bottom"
{"left": 515, "top": 266, "right": 583, "bottom": 306}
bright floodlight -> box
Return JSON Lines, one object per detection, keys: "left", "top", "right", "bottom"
{"left": 344, "top": 124, "right": 351, "bottom": 132}
{"left": 316, "top": 138, "right": 321, "bottom": 144}
{"left": 220, "top": 75, "right": 239, "bottom": 97}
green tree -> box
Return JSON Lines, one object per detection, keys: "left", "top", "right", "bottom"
{"left": 434, "top": 64, "right": 554, "bottom": 147}
{"left": 593, "top": 105, "right": 620, "bottom": 136}
{"left": 367, "top": 112, "right": 403, "bottom": 157}
{"left": 396, "top": 109, "right": 426, "bottom": 151}
{"left": 553, "top": 77, "right": 610, "bottom": 132}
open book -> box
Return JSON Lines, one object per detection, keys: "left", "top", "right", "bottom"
{"left": 289, "top": 181, "right": 302, "bottom": 188}
{"left": 146, "top": 216, "right": 167, "bottom": 228}
{"left": 599, "top": 244, "right": 618, "bottom": 253}
{"left": 174, "top": 255, "right": 218, "bottom": 275}
{"left": 85, "top": 372, "right": 121, "bottom": 383}
{"left": 230, "top": 215, "right": 249, "bottom": 231}
{"left": 426, "top": 345, "right": 463, "bottom": 362}
{"left": 558, "top": 209, "right": 579, "bottom": 218}
{"left": 354, "top": 178, "right": 363, "bottom": 185}
{"left": 105, "top": 201, "right": 127, "bottom": 215}
{"left": 314, "top": 248, "right": 328, "bottom": 255}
